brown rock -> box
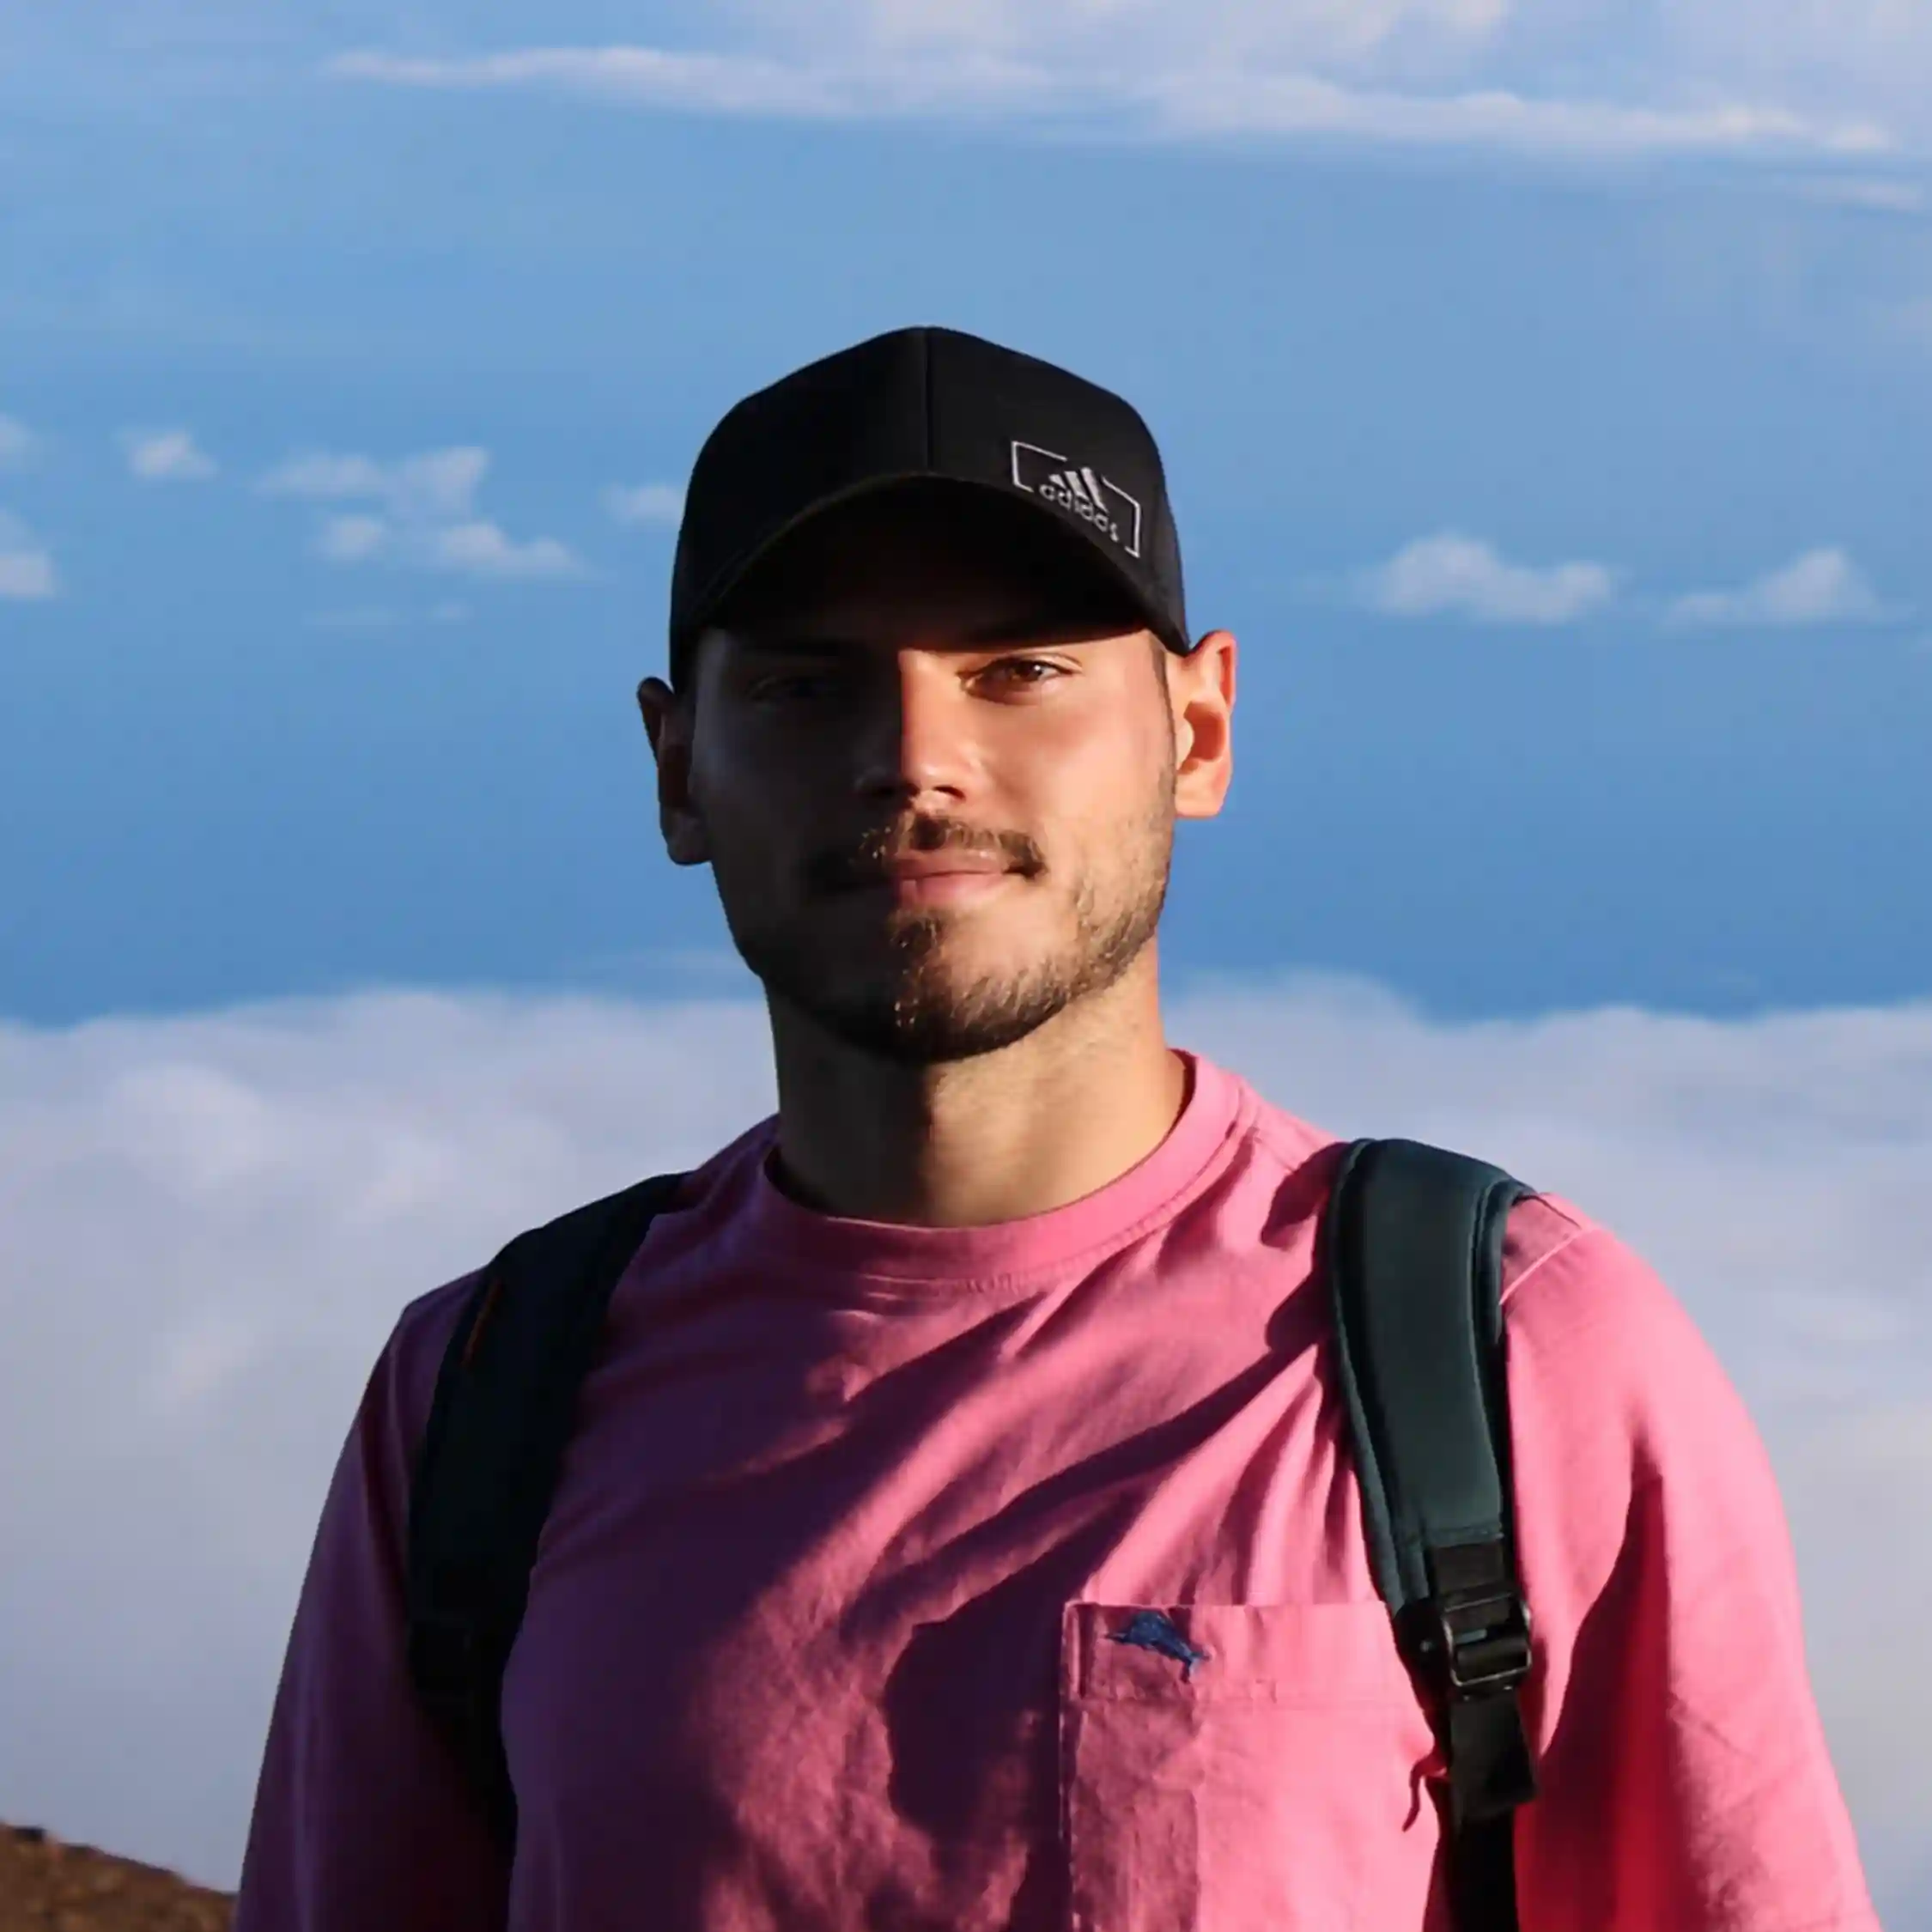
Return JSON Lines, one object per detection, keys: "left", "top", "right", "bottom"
{"left": 0, "top": 1820, "right": 233, "bottom": 1932}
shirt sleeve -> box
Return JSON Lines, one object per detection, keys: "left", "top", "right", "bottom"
{"left": 1503, "top": 1218, "right": 1881, "bottom": 1932}
{"left": 231, "top": 1275, "right": 511, "bottom": 1932}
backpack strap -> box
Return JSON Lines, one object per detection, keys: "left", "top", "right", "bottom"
{"left": 404, "top": 1170, "right": 690, "bottom": 1858}
{"left": 1324, "top": 1137, "right": 1539, "bottom": 1932}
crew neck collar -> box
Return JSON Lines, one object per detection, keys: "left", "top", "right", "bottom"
{"left": 732, "top": 1048, "right": 1249, "bottom": 1295}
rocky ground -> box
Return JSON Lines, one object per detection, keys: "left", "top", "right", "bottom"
{"left": 0, "top": 1823, "right": 232, "bottom": 1931}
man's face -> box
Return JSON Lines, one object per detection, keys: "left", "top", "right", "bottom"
{"left": 642, "top": 492, "right": 1217, "bottom": 1068}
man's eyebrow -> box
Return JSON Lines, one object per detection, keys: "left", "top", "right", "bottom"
{"left": 958, "top": 615, "right": 1121, "bottom": 646}
{"left": 732, "top": 617, "right": 1121, "bottom": 658}
{"left": 730, "top": 635, "right": 856, "bottom": 659}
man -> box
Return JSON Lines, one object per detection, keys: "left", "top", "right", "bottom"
{"left": 233, "top": 325, "right": 1878, "bottom": 1930}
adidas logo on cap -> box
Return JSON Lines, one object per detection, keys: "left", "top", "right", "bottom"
{"left": 1010, "top": 441, "right": 1144, "bottom": 560}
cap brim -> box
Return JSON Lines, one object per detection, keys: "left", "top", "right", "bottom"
{"left": 674, "top": 472, "right": 1190, "bottom": 665}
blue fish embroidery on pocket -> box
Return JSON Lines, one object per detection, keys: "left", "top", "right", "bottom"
{"left": 1107, "top": 1609, "right": 1211, "bottom": 1681}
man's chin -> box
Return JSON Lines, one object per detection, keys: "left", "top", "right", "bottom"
{"left": 777, "top": 987, "right": 1071, "bottom": 1068}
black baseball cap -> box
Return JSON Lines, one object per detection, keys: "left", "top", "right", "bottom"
{"left": 668, "top": 325, "right": 1190, "bottom": 690}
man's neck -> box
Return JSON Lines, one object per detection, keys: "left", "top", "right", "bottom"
{"left": 765, "top": 1010, "right": 1191, "bottom": 1229}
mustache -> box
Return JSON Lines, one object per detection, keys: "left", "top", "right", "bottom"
{"left": 813, "top": 820, "right": 1039, "bottom": 892}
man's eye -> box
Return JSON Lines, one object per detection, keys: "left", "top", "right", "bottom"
{"left": 752, "top": 659, "right": 1065, "bottom": 701}
{"left": 747, "top": 667, "right": 849, "bottom": 702}
{"left": 987, "top": 659, "right": 1065, "bottom": 686}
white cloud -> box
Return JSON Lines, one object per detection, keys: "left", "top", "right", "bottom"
{"left": 123, "top": 428, "right": 217, "bottom": 483}
{"left": 260, "top": 452, "right": 396, "bottom": 500}
{"left": 1665, "top": 548, "right": 1894, "bottom": 629}
{"left": 260, "top": 447, "right": 582, "bottom": 586}
{"left": 1137, "top": 71, "right": 1881, "bottom": 154}
{"left": 0, "top": 975, "right": 1928, "bottom": 1911}
{"left": 422, "top": 519, "right": 585, "bottom": 580}
{"left": 1363, "top": 531, "right": 1615, "bottom": 623}
{"left": 325, "top": 25, "right": 1893, "bottom": 161}
{"left": 0, "top": 413, "right": 39, "bottom": 471}
{"left": 770, "top": 0, "right": 1513, "bottom": 67}
{"left": 316, "top": 513, "right": 389, "bottom": 562}
{"left": 390, "top": 0, "right": 1932, "bottom": 155}
{"left": 605, "top": 482, "right": 684, "bottom": 526}
{"left": 1790, "top": 174, "right": 1927, "bottom": 215}
{"left": 259, "top": 446, "right": 489, "bottom": 522}
{"left": 0, "top": 509, "right": 58, "bottom": 600}
{"left": 330, "top": 46, "right": 909, "bottom": 118}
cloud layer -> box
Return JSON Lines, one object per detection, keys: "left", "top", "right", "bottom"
{"left": 0, "top": 509, "right": 58, "bottom": 600}
{"left": 605, "top": 481, "right": 683, "bottom": 527}
{"left": 1357, "top": 534, "right": 1911, "bottom": 633}
{"left": 1363, "top": 532, "right": 1615, "bottom": 623}
{"left": 1, "top": 974, "right": 1928, "bottom": 1919}
{"left": 327, "top": 45, "right": 1890, "bottom": 158}
{"left": 324, "top": 0, "right": 1927, "bottom": 162}
{"left": 1666, "top": 547, "right": 1893, "bottom": 629}
{"left": 124, "top": 428, "right": 218, "bottom": 483}
{"left": 258, "top": 446, "right": 585, "bottom": 582}
{"left": 261, "top": 446, "right": 489, "bottom": 521}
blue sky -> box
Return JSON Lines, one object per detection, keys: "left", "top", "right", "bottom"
{"left": 3, "top": 3, "right": 1930, "bottom": 1918}
{"left": 6, "top": 0, "right": 1932, "bottom": 1026}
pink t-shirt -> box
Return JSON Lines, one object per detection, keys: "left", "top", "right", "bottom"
{"left": 234, "top": 1048, "right": 1878, "bottom": 1931}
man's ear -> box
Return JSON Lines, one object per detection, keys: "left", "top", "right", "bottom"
{"left": 635, "top": 677, "right": 709, "bottom": 867}
{"left": 1171, "top": 628, "right": 1236, "bottom": 823}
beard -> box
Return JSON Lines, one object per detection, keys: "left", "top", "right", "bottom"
{"left": 720, "top": 783, "right": 1176, "bottom": 1069}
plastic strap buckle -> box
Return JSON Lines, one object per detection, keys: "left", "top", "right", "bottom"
{"left": 1435, "top": 1585, "right": 1533, "bottom": 1698}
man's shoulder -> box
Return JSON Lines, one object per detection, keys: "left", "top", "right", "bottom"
{"left": 1500, "top": 1186, "right": 1598, "bottom": 1304}
{"left": 374, "top": 1159, "right": 720, "bottom": 1434}
{"left": 1498, "top": 1184, "right": 1685, "bottom": 1351}
{"left": 385, "top": 1158, "right": 719, "bottom": 1364}
{"left": 395, "top": 1265, "right": 488, "bottom": 1353}
{"left": 1241, "top": 1101, "right": 1613, "bottom": 1303}
{"left": 1493, "top": 1184, "right": 1763, "bottom": 1510}
{"left": 361, "top": 1265, "right": 490, "bottom": 1455}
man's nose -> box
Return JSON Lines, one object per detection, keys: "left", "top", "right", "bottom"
{"left": 847, "top": 659, "right": 984, "bottom": 805}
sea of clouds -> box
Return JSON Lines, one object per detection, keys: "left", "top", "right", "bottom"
{"left": 2, "top": 971, "right": 1927, "bottom": 1921}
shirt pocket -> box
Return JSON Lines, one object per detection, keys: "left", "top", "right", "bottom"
{"left": 1059, "top": 1601, "right": 1443, "bottom": 1932}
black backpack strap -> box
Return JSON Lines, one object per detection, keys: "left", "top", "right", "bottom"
{"left": 1324, "top": 1137, "right": 1539, "bottom": 1932}
{"left": 404, "top": 1170, "right": 689, "bottom": 1858}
